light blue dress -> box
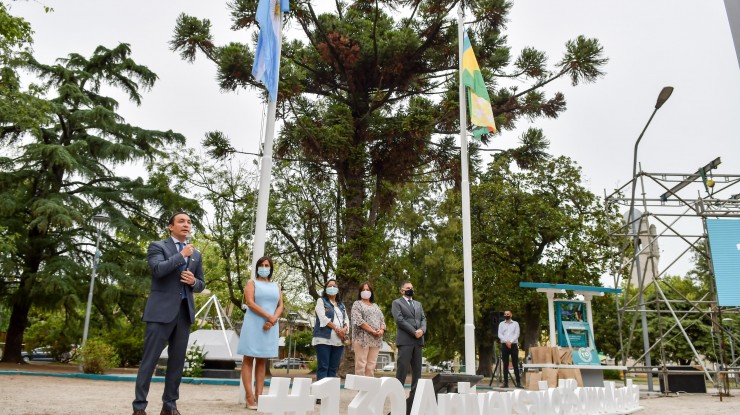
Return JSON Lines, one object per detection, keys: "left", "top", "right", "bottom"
{"left": 237, "top": 279, "right": 280, "bottom": 358}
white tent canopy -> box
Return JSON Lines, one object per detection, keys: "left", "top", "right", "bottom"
{"left": 160, "top": 295, "right": 242, "bottom": 362}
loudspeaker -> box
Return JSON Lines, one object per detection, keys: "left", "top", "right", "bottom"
{"left": 658, "top": 366, "right": 707, "bottom": 393}
{"left": 491, "top": 311, "right": 505, "bottom": 332}
{"left": 431, "top": 373, "right": 484, "bottom": 394}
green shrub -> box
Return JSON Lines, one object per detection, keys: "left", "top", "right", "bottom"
{"left": 79, "top": 338, "right": 119, "bottom": 374}
{"left": 105, "top": 330, "right": 144, "bottom": 368}
{"left": 603, "top": 369, "right": 622, "bottom": 380}
{"left": 307, "top": 358, "right": 318, "bottom": 373}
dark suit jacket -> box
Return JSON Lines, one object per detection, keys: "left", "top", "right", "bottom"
{"left": 142, "top": 238, "right": 205, "bottom": 324}
{"left": 392, "top": 297, "right": 426, "bottom": 346}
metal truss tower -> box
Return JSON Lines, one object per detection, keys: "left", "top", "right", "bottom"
{"left": 606, "top": 157, "right": 740, "bottom": 396}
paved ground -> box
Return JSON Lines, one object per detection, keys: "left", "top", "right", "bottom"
{"left": 1, "top": 363, "right": 739, "bottom": 414}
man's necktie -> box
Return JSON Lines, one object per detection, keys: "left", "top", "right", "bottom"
{"left": 177, "top": 242, "right": 187, "bottom": 298}
{"left": 177, "top": 242, "right": 186, "bottom": 271}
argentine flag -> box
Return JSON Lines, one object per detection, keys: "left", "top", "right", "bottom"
{"left": 252, "top": 0, "right": 290, "bottom": 102}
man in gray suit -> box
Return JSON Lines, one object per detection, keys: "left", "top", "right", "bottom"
{"left": 132, "top": 212, "right": 205, "bottom": 415}
{"left": 392, "top": 280, "right": 426, "bottom": 395}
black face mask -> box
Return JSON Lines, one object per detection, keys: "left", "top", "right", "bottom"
{"left": 404, "top": 289, "right": 414, "bottom": 297}
{"left": 505, "top": 315, "right": 512, "bottom": 320}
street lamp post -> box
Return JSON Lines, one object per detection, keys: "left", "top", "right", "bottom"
{"left": 82, "top": 214, "right": 110, "bottom": 347}
{"left": 286, "top": 312, "right": 299, "bottom": 374}
{"left": 627, "top": 86, "right": 673, "bottom": 392}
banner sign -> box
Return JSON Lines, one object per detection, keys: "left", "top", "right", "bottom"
{"left": 706, "top": 218, "right": 740, "bottom": 306}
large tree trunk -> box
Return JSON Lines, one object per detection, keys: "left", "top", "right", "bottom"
{"left": 475, "top": 310, "right": 496, "bottom": 377}
{"left": 522, "top": 302, "right": 543, "bottom": 352}
{"left": 1, "top": 275, "right": 32, "bottom": 363}
{"left": 333, "top": 124, "right": 372, "bottom": 378}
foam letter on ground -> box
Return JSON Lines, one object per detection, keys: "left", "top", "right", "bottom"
{"left": 409, "top": 379, "right": 439, "bottom": 415}
{"left": 546, "top": 387, "right": 562, "bottom": 415}
{"left": 625, "top": 379, "right": 641, "bottom": 412}
{"left": 487, "top": 391, "right": 513, "bottom": 415}
{"left": 312, "top": 377, "right": 341, "bottom": 415}
{"left": 346, "top": 374, "right": 381, "bottom": 415}
{"left": 436, "top": 392, "right": 463, "bottom": 415}
{"left": 378, "top": 377, "right": 407, "bottom": 415}
{"left": 346, "top": 375, "right": 406, "bottom": 415}
{"left": 510, "top": 389, "right": 537, "bottom": 415}
{"left": 258, "top": 377, "right": 314, "bottom": 415}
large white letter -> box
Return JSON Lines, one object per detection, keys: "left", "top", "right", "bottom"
{"left": 488, "top": 391, "right": 513, "bottom": 415}
{"left": 258, "top": 377, "right": 314, "bottom": 415}
{"left": 312, "top": 377, "right": 341, "bottom": 415}
{"left": 409, "top": 379, "right": 439, "bottom": 415}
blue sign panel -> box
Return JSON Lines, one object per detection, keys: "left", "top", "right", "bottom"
{"left": 555, "top": 301, "right": 588, "bottom": 348}
{"left": 706, "top": 219, "right": 740, "bottom": 307}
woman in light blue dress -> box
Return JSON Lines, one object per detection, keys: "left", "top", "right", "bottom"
{"left": 237, "top": 256, "right": 283, "bottom": 409}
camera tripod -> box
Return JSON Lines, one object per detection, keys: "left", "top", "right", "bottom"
{"left": 488, "top": 341, "right": 519, "bottom": 387}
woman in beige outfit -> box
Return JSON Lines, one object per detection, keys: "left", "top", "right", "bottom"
{"left": 351, "top": 281, "right": 386, "bottom": 376}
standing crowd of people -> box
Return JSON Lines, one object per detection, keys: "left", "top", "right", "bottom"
{"left": 133, "top": 217, "right": 524, "bottom": 414}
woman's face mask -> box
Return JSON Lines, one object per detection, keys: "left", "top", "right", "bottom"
{"left": 257, "top": 267, "right": 271, "bottom": 277}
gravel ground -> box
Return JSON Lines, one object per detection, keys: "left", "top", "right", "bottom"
{"left": 1, "top": 363, "right": 739, "bottom": 414}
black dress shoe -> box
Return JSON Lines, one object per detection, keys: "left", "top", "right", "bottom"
{"left": 132, "top": 410, "right": 146, "bottom": 415}
{"left": 502, "top": 383, "right": 509, "bottom": 388}
{"left": 160, "top": 409, "right": 181, "bottom": 415}
{"left": 515, "top": 384, "right": 524, "bottom": 389}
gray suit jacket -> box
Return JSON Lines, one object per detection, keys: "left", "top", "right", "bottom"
{"left": 142, "top": 238, "right": 205, "bottom": 324}
{"left": 392, "top": 297, "right": 426, "bottom": 346}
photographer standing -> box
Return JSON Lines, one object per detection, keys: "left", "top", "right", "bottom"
{"left": 497, "top": 310, "right": 522, "bottom": 389}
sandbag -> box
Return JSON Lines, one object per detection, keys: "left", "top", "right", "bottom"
{"left": 525, "top": 371, "right": 542, "bottom": 390}
{"left": 542, "top": 368, "right": 559, "bottom": 388}
{"left": 529, "top": 346, "right": 553, "bottom": 364}
{"left": 557, "top": 367, "right": 583, "bottom": 387}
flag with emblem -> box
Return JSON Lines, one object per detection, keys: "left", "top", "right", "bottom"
{"left": 461, "top": 29, "right": 497, "bottom": 139}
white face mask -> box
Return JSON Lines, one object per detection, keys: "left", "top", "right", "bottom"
{"left": 360, "top": 291, "right": 372, "bottom": 300}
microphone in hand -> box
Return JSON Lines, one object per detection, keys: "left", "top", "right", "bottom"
{"left": 184, "top": 235, "right": 192, "bottom": 270}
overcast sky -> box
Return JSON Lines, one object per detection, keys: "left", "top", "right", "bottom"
{"left": 10, "top": 1, "right": 740, "bottom": 278}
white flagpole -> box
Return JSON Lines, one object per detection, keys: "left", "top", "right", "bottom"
{"left": 251, "top": 97, "right": 277, "bottom": 268}
{"left": 251, "top": 1, "right": 283, "bottom": 274}
{"left": 458, "top": 6, "right": 476, "bottom": 376}
{"left": 243, "top": 0, "right": 284, "bottom": 405}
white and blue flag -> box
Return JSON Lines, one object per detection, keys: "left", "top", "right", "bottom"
{"left": 252, "top": 0, "right": 289, "bottom": 102}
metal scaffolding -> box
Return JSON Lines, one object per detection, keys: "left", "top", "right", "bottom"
{"left": 605, "top": 158, "right": 740, "bottom": 396}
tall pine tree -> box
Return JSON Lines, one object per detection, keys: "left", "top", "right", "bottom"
{"left": 0, "top": 43, "right": 200, "bottom": 362}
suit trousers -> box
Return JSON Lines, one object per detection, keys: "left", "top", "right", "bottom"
{"left": 500, "top": 343, "right": 521, "bottom": 385}
{"left": 396, "top": 343, "right": 423, "bottom": 392}
{"left": 133, "top": 299, "right": 192, "bottom": 411}
{"left": 353, "top": 341, "right": 380, "bottom": 377}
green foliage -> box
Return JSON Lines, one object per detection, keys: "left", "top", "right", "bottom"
{"left": 0, "top": 41, "right": 202, "bottom": 363}
{"left": 183, "top": 342, "right": 207, "bottom": 377}
{"left": 602, "top": 369, "right": 622, "bottom": 380}
{"left": 155, "top": 150, "right": 256, "bottom": 313}
{"left": 286, "top": 330, "right": 315, "bottom": 357}
{"left": 471, "top": 153, "right": 620, "bottom": 347}
{"left": 79, "top": 338, "right": 119, "bottom": 374}
{"left": 0, "top": 3, "right": 51, "bottom": 137}
{"left": 170, "top": 1, "right": 609, "bottom": 312}
{"left": 307, "top": 358, "right": 318, "bottom": 373}
{"left": 103, "top": 324, "right": 145, "bottom": 368}
{"left": 21, "top": 311, "right": 78, "bottom": 362}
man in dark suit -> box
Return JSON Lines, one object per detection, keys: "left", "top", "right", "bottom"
{"left": 392, "top": 280, "right": 426, "bottom": 396}
{"left": 132, "top": 212, "right": 205, "bottom": 415}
